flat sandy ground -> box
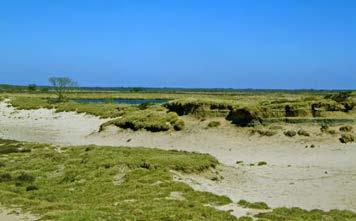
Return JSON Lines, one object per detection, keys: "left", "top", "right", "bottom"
{"left": 1, "top": 100, "right": 355, "bottom": 215}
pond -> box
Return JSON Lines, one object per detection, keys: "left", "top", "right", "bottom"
{"left": 73, "top": 98, "right": 169, "bottom": 105}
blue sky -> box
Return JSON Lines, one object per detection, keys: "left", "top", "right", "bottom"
{"left": 0, "top": 0, "right": 355, "bottom": 89}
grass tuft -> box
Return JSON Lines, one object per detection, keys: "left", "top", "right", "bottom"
{"left": 238, "top": 199, "right": 270, "bottom": 210}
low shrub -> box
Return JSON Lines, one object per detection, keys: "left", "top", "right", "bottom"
{"left": 0, "top": 146, "right": 31, "bottom": 154}
{"left": 297, "top": 129, "right": 310, "bottom": 137}
{"left": 238, "top": 199, "right": 269, "bottom": 210}
{"left": 16, "top": 172, "right": 35, "bottom": 184}
{"left": 320, "top": 125, "right": 329, "bottom": 133}
{"left": 0, "top": 173, "right": 12, "bottom": 182}
{"left": 226, "top": 108, "right": 262, "bottom": 127}
{"left": 257, "top": 161, "right": 267, "bottom": 166}
{"left": 250, "top": 129, "right": 277, "bottom": 137}
{"left": 164, "top": 98, "right": 236, "bottom": 117}
{"left": 26, "top": 185, "right": 39, "bottom": 191}
{"left": 284, "top": 130, "right": 297, "bottom": 137}
{"left": 320, "top": 125, "right": 337, "bottom": 134}
{"left": 339, "top": 134, "right": 355, "bottom": 144}
{"left": 207, "top": 121, "right": 221, "bottom": 128}
{"left": 339, "top": 126, "right": 353, "bottom": 132}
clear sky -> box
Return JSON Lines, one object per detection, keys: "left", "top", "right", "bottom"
{"left": 0, "top": 0, "right": 355, "bottom": 89}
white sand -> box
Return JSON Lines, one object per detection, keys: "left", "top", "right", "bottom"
{"left": 0, "top": 208, "right": 37, "bottom": 221}
{"left": 1, "top": 100, "right": 356, "bottom": 213}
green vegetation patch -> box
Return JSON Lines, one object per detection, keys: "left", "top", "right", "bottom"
{"left": 250, "top": 129, "right": 277, "bottom": 137}
{"left": 9, "top": 97, "right": 122, "bottom": 118}
{"left": 255, "top": 207, "right": 356, "bottom": 221}
{"left": 100, "top": 110, "right": 184, "bottom": 132}
{"left": 0, "top": 139, "right": 236, "bottom": 221}
{"left": 238, "top": 199, "right": 269, "bottom": 210}
{"left": 339, "top": 133, "right": 355, "bottom": 144}
{"left": 207, "top": 121, "right": 221, "bottom": 128}
{"left": 297, "top": 129, "right": 310, "bottom": 137}
{"left": 284, "top": 130, "right": 297, "bottom": 137}
{"left": 165, "top": 98, "right": 238, "bottom": 118}
{"left": 339, "top": 125, "right": 353, "bottom": 132}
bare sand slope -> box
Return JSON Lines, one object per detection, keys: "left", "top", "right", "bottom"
{"left": 0, "top": 101, "right": 355, "bottom": 212}
{"left": 0, "top": 208, "right": 37, "bottom": 221}
{"left": 0, "top": 101, "right": 106, "bottom": 145}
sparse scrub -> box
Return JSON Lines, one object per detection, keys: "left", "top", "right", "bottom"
{"left": 339, "top": 134, "right": 355, "bottom": 144}
{"left": 297, "top": 129, "right": 310, "bottom": 136}
{"left": 257, "top": 161, "right": 267, "bottom": 166}
{"left": 250, "top": 129, "right": 277, "bottom": 137}
{"left": 207, "top": 121, "right": 221, "bottom": 128}
{"left": 320, "top": 125, "right": 337, "bottom": 134}
{"left": 339, "top": 125, "right": 353, "bottom": 132}
{"left": 284, "top": 130, "right": 297, "bottom": 137}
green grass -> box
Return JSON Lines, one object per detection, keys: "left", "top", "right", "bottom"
{"left": 255, "top": 207, "right": 356, "bottom": 221}
{"left": 0, "top": 139, "right": 236, "bottom": 221}
{"left": 238, "top": 199, "right": 270, "bottom": 210}
{"left": 100, "top": 110, "right": 185, "bottom": 132}
{"left": 9, "top": 97, "right": 122, "bottom": 118}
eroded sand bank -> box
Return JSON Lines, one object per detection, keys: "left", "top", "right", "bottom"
{"left": 0, "top": 101, "right": 355, "bottom": 213}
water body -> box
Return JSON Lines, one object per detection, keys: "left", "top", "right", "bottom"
{"left": 73, "top": 98, "right": 169, "bottom": 105}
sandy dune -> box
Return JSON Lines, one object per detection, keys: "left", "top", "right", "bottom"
{"left": 0, "top": 100, "right": 355, "bottom": 213}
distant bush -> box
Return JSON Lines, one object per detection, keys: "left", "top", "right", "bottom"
{"left": 27, "top": 84, "right": 37, "bottom": 92}
{"left": 339, "top": 126, "right": 353, "bottom": 132}
{"left": 320, "top": 125, "right": 337, "bottom": 135}
{"left": 207, "top": 121, "right": 221, "bottom": 128}
{"left": 297, "top": 129, "right": 310, "bottom": 137}
{"left": 339, "top": 134, "right": 355, "bottom": 144}
{"left": 251, "top": 129, "right": 277, "bottom": 137}
{"left": 257, "top": 161, "right": 267, "bottom": 166}
{"left": 284, "top": 130, "right": 297, "bottom": 137}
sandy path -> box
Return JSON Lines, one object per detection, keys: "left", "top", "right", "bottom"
{"left": 0, "top": 101, "right": 355, "bottom": 213}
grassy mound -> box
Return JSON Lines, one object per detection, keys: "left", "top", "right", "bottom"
{"left": 100, "top": 110, "right": 184, "bottom": 132}
{"left": 0, "top": 139, "right": 236, "bottom": 220}
{"left": 164, "top": 98, "right": 237, "bottom": 118}
{"left": 226, "top": 107, "right": 262, "bottom": 126}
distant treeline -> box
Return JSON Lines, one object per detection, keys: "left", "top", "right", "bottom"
{"left": 0, "top": 83, "right": 353, "bottom": 94}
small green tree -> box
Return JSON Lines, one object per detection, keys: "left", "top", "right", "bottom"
{"left": 49, "top": 77, "right": 77, "bottom": 101}
{"left": 28, "top": 84, "right": 37, "bottom": 92}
